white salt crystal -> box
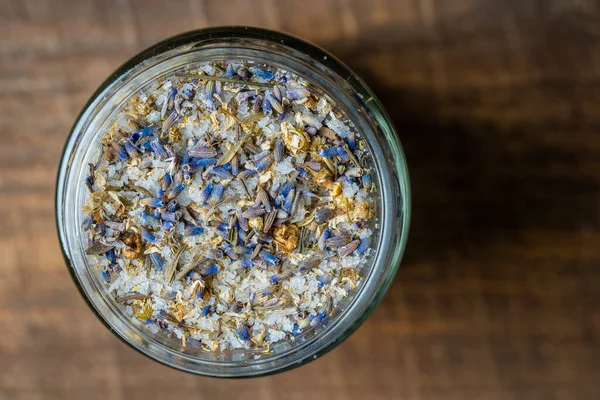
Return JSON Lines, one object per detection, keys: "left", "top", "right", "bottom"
{"left": 268, "top": 329, "right": 286, "bottom": 343}
{"left": 342, "top": 180, "right": 359, "bottom": 198}
{"left": 161, "top": 81, "right": 172, "bottom": 92}
{"left": 274, "top": 159, "right": 296, "bottom": 175}
{"left": 147, "top": 110, "right": 160, "bottom": 123}
{"left": 200, "top": 64, "right": 215, "bottom": 75}
{"left": 326, "top": 115, "right": 351, "bottom": 138}
{"left": 358, "top": 229, "right": 372, "bottom": 239}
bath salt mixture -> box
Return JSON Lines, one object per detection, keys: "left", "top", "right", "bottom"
{"left": 82, "top": 61, "right": 376, "bottom": 351}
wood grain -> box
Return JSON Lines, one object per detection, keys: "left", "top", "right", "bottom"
{"left": 1, "top": 0, "right": 600, "bottom": 399}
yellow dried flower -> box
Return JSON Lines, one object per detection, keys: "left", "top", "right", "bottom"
{"left": 353, "top": 202, "right": 373, "bottom": 221}
{"left": 274, "top": 224, "right": 299, "bottom": 253}
{"left": 248, "top": 217, "right": 264, "bottom": 231}
{"left": 122, "top": 232, "right": 142, "bottom": 259}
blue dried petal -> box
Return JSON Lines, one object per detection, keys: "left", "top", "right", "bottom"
{"left": 262, "top": 97, "right": 273, "bottom": 115}
{"left": 149, "top": 253, "right": 165, "bottom": 271}
{"left": 150, "top": 138, "right": 168, "bottom": 159}
{"left": 141, "top": 212, "right": 161, "bottom": 228}
{"left": 318, "top": 147, "right": 338, "bottom": 158}
{"left": 250, "top": 66, "right": 275, "bottom": 80}
{"left": 292, "top": 324, "right": 302, "bottom": 335}
{"left": 207, "top": 183, "right": 224, "bottom": 206}
{"left": 225, "top": 64, "right": 235, "bottom": 78}
{"left": 317, "top": 273, "right": 332, "bottom": 287}
{"left": 355, "top": 238, "right": 369, "bottom": 255}
{"left": 255, "top": 154, "right": 273, "bottom": 172}
{"left": 168, "top": 87, "right": 177, "bottom": 102}
{"left": 140, "top": 140, "right": 153, "bottom": 153}
{"left": 162, "top": 220, "right": 174, "bottom": 230}
{"left": 202, "top": 305, "right": 212, "bottom": 316}
{"left": 224, "top": 245, "right": 239, "bottom": 260}
{"left": 310, "top": 312, "right": 326, "bottom": 327}
{"left": 238, "top": 169, "right": 257, "bottom": 180}
{"left": 362, "top": 174, "right": 372, "bottom": 191}
{"left": 236, "top": 209, "right": 249, "bottom": 232}
{"left": 271, "top": 181, "right": 282, "bottom": 194}
{"left": 200, "top": 263, "right": 220, "bottom": 277}
{"left": 161, "top": 210, "right": 179, "bottom": 223}
{"left": 326, "top": 235, "right": 351, "bottom": 249}
{"left": 195, "top": 157, "right": 218, "bottom": 167}
{"left": 166, "top": 199, "right": 178, "bottom": 212}
{"left": 109, "top": 141, "right": 128, "bottom": 160}
{"left": 139, "top": 126, "right": 155, "bottom": 138}
{"left": 295, "top": 165, "right": 309, "bottom": 178}
{"left": 318, "top": 228, "right": 330, "bottom": 250}
{"left": 336, "top": 175, "right": 351, "bottom": 183}
{"left": 286, "top": 87, "right": 310, "bottom": 99}
{"left": 282, "top": 188, "right": 295, "bottom": 213}
{"left": 238, "top": 227, "right": 250, "bottom": 243}
{"left": 123, "top": 140, "right": 141, "bottom": 158}
{"left": 140, "top": 197, "right": 165, "bottom": 208}
{"left": 236, "top": 89, "right": 258, "bottom": 104}
{"left": 185, "top": 226, "right": 205, "bottom": 236}
{"left": 206, "top": 166, "right": 233, "bottom": 180}
{"left": 252, "top": 95, "right": 263, "bottom": 113}
{"left": 167, "top": 183, "right": 185, "bottom": 199}
{"left": 242, "top": 205, "right": 266, "bottom": 218}
{"left": 280, "top": 182, "right": 295, "bottom": 197}
{"left": 270, "top": 269, "right": 292, "bottom": 284}
{"left": 259, "top": 250, "right": 279, "bottom": 266}
{"left": 348, "top": 131, "right": 357, "bottom": 149}
{"left": 273, "top": 85, "right": 282, "bottom": 102}
{"left": 338, "top": 239, "right": 361, "bottom": 257}
{"left": 161, "top": 173, "right": 172, "bottom": 191}
{"left": 252, "top": 150, "right": 271, "bottom": 161}
{"left": 140, "top": 228, "right": 157, "bottom": 244}
{"left": 299, "top": 256, "right": 323, "bottom": 272}
{"left": 273, "top": 138, "right": 285, "bottom": 162}
{"left": 240, "top": 258, "right": 253, "bottom": 268}
{"left": 213, "top": 222, "right": 228, "bottom": 233}
{"left": 258, "top": 284, "right": 278, "bottom": 299}
{"left": 198, "top": 183, "right": 213, "bottom": 204}
{"left": 105, "top": 248, "right": 116, "bottom": 266}
{"left": 237, "top": 323, "right": 251, "bottom": 341}
{"left": 204, "top": 80, "right": 215, "bottom": 101}
{"left": 189, "top": 144, "right": 217, "bottom": 158}
{"left": 314, "top": 207, "right": 334, "bottom": 224}
{"left": 85, "top": 175, "right": 94, "bottom": 190}
{"left": 336, "top": 146, "right": 349, "bottom": 161}
{"left": 232, "top": 246, "right": 252, "bottom": 255}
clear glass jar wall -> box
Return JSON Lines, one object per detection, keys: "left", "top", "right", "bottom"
{"left": 56, "top": 27, "right": 410, "bottom": 377}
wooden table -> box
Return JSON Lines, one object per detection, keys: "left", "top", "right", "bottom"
{"left": 1, "top": 0, "right": 599, "bottom": 398}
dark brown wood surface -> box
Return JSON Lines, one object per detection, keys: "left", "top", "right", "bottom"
{"left": 2, "top": 0, "right": 600, "bottom": 398}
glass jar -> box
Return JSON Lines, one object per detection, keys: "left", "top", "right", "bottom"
{"left": 56, "top": 27, "right": 410, "bottom": 377}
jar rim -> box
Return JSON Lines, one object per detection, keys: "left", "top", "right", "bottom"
{"left": 56, "top": 26, "right": 411, "bottom": 377}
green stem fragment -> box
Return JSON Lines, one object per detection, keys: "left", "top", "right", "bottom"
{"left": 176, "top": 73, "right": 275, "bottom": 88}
